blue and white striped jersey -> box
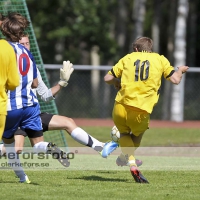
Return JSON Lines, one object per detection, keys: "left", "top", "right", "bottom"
{"left": 7, "top": 42, "right": 39, "bottom": 111}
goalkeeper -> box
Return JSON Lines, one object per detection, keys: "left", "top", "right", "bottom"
{"left": 0, "top": 34, "right": 118, "bottom": 158}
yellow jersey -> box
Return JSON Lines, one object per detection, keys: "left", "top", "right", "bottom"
{"left": 108, "top": 52, "right": 174, "bottom": 113}
{"left": 0, "top": 39, "right": 19, "bottom": 115}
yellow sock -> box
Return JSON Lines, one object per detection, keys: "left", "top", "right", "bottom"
{"left": 119, "top": 134, "right": 135, "bottom": 155}
{"left": 119, "top": 134, "right": 137, "bottom": 167}
{"left": 133, "top": 142, "right": 140, "bottom": 148}
{"left": 128, "top": 155, "right": 137, "bottom": 167}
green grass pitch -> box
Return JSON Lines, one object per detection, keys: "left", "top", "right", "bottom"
{"left": 0, "top": 127, "right": 200, "bottom": 200}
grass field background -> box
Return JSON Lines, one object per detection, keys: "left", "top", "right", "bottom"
{"left": 1, "top": 126, "right": 200, "bottom": 200}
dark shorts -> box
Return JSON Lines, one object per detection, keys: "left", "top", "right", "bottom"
{"left": 14, "top": 112, "right": 54, "bottom": 137}
{"left": 3, "top": 104, "right": 43, "bottom": 139}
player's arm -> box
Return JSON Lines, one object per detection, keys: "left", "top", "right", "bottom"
{"left": 50, "top": 84, "right": 62, "bottom": 97}
{"left": 169, "top": 66, "right": 189, "bottom": 84}
{"left": 36, "top": 68, "right": 54, "bottom": 102}
{"left": 36, "top": 80, "right": 60, "bottom": 102}
{"left": 30, "top": 52, "right": 38, "bottom": 88}
{"left": 31, "top": 78, "right": 38, "bottom": 88}
{"left": 161, "top": 56, "right": 189, "bottom": 85}
{"left": 104, "top": 73, "right": 121, "bottom": 90}
{"left": 37, "top": 82, "right": 61, "bottom": 102}
{"left": 104, "top": 59, "right": 123, "bottom": 90}
{"left": 36, "top": 60, "right": 74, "bottom": 102}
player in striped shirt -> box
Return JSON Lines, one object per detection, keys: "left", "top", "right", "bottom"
{"left": 104, "top": 37, "right": 189, "bottom": 183}
{"left": 1, "top": 12, "right": 70, "bottom": 183}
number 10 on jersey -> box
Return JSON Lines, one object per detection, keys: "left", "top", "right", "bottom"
{"left": 134, "top": 59, "right": 150, "bottom": 81}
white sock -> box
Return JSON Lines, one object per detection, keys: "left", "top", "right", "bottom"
{"left": 33, "top": 141, "right": 49, "bottom": 153}
{"left": 0, "top": 144, "right": 3, "bottom": 156}
{"left": 4, "top": 142, "right": 26, "bottom": 182}
{"left": 71, "top": 127, "right": 104, "bottom": 151}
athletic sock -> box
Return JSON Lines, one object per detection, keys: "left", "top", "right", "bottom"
{"left": 0, "top": 143, "right": 3, "bottom": 156}
{"left": 128, "top": 155, "right": 137, "bottom": 167}
{"left": 33, "top": 141, "right": 49, "bottom": 153}
{"left": 71, "top": 127, "right": 104, "bottom": 151}
{"left": 4, "top": 142, "right": 26, "bottom": 182}
{"left": 119, "top": 134, "right": 137, "bottom": 166}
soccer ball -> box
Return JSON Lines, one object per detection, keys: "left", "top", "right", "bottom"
{"left": 110, "top": 126, "right": 120, "bottom": 142}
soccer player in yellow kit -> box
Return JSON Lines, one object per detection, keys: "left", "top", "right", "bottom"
{"left": 1, "top": 13, "right": 19, "bottom": 138}
{"left": 104, "top": 37, "right": 189, "bottom": 183}
{"left": 0, "top": 38, "right": 19, "bottom": 139}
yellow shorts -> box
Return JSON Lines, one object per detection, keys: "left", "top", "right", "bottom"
{"left": 0, "top": 114, "right": 6, "bottom": 139}
{"left": 112, "top": 102, "right": 150, "bottom": 136}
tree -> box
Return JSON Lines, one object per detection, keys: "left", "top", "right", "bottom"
{"left": 162, "top": 0, "right": 178, "bottom": 120}
{"left": 115, "top": 0, "right": 128, "bottom": 56}
{"left": 170, "top": 0, "right": 189, "bottom": 122}
{"left": 132, "top": 0, "right": 146, "bottom": 42}
{"left": 26, "top": 0, "right": 118, "bottom": 64}
{"left": 152, "top": 0, "right": 161, "bottom": 53}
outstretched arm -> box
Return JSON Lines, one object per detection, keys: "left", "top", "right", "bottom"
{"left": 36, "top": 69, "right": 54, "bottom": 102}
{"left": 169, "top": 66, "right": 189, "bottom": 84}
{"left": 36, "top": 60, "right": 74, "bottom": 102}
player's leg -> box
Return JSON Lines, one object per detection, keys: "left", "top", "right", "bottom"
{"left": 21, "top": 105, "right": 47, "bottom": 153}
{"left": 3, "top": 126, "right": 56, "bottom": 160}
{"left": 44, "top": 113, "right": 117, "bottom": 155}
{"left": 21, "top": 106, "right": 70, "bottom": 168}
{"left": 0, "top": 136, "right": 25, "bottom": 156}
{"left": 0, "top": 114, "right": 6, "bottom": 139}
{"left": 28, "top": 134, "right": 70, "bottom": 167}
{"left": 3, "top": 109, "right": 30, "bottom": 183}
{"left": 127, "top": 108, "right": 149, "bottom": 183}
{"left": 14, "top": 129, "right": 27, "bottom": 153}
{"left": 130, "top": 132, "right": 144, "bottom": 150}
{"left": 0, "top": 129, "right": 27, "bottom": 156}
{"left": 0, "top": 115, "right": 6, "bottom": 156}
{"left": 115, "top": 106, "right": 148, "bottom": 167}
{"left": 113, "top": 102, "right": 138, "bottom": 165}
{"left": 48, "top": 114, "right": 104, "bottom": 151}
{"left": 0, "top": 143, "right": 5, "bottom": 156}
{"left": 117, "top": 132, "right": 145, "bottom": 166}
{"left": 109, "top": 125, "right": 143, "bottom": 167}
{"left": 112, "top": 102, "right": 149, "bottom": 183}
{"left": 127, "top": 109, "right": 149, "bottom": 165}
{"left": 45, "top": 113, "right": 76, "bottom": 133}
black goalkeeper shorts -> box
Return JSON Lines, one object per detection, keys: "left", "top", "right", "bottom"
{"left": 14, "top": 112, "right": 54, "bottom": 137}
